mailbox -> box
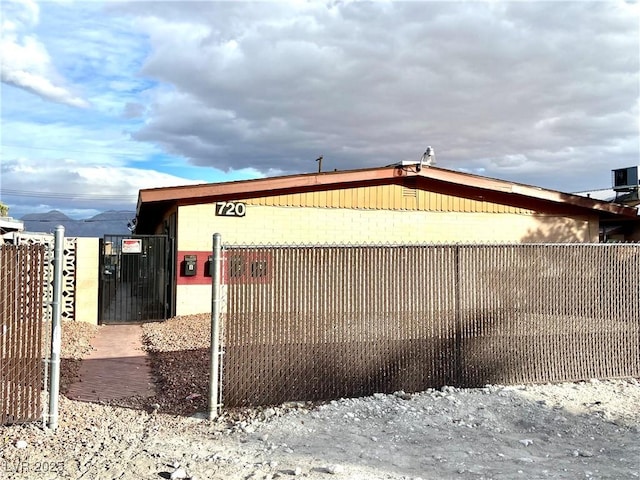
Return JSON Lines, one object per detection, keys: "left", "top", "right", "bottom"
{"left": 205, "top": 255, "right": 213, "bottom": 277}
{"left": 183, "top": 255, "right": 197, "bottom": 276}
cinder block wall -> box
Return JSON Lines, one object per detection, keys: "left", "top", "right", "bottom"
{"left": 177, "top": 204, "right": 597, "bottom": 248}
{"left": 173, "top": 203, "right": 598, "bottom": 315}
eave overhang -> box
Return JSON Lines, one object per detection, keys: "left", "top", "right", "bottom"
{"left": 135, "top": 165, "right": 638, "bottom": 233}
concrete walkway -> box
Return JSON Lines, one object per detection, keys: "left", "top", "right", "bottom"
{"left": 66, "top": 324, "right": 155, "bottom": 403}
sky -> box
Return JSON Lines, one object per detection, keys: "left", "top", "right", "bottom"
{"left": 1, "top": 0, "right": 639, "bottom": 220}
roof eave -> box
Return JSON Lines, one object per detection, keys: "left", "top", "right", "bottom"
{"left": 415, "top": 167, "right": 638, "bottom": 218}
{"left": 136, "top": 165, "right": 639, "bottom": 224}
{"left": 137, "top": 167, "right": 401, "bottom": 206}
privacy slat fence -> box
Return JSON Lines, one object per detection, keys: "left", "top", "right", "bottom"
{"left": 222, "top": 244, "right": 640, "bottom": 407}
{"left": 1, "top": 245, "right": 46, "bottom": 424}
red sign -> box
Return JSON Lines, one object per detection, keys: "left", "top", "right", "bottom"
{"left": 121, "top": 238, "right": 142, "bottom": 254}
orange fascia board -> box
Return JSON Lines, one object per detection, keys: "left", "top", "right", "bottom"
{"left": 137, "top": 167, "right": 402, "bottom": 209}
{"left": 137, "top": 165, "right": 638, "bottom": 219}
{"left": 415, "top": 167, "right": 638, "bottom": 218}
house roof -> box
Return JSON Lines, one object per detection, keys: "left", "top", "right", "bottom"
{"left": 0, "top": 217, "right": 24, "bottom": 234}
{"left": 136, "top": 164, "right": 638, "bottom": 233}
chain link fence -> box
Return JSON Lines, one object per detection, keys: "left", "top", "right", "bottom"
{"left": 221, "top": 243, "right": 640, "bottom": 407}
{"left": 1, "top": 232, "right": 73, "bottom": 426}
{"left": 1, "top": 244, "right": 47, "bottom": 424}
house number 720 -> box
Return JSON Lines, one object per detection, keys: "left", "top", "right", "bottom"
{"left": 215, "top": 201, "right": 246, "bottom": 217}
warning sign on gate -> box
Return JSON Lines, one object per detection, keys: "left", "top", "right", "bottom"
{"left": 121, "top": 238, "right": 142, "bottom": 254}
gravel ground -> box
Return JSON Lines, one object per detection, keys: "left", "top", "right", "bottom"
{"left": 141, "top": 314, "right": 211, "bottom": 415}
{"left": 1, "top": 316, "right": 639, "bottom": 480}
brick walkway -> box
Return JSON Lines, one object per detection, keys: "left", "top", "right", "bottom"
{"left": 66, "top": 324, "right": 155, "bottom": 402}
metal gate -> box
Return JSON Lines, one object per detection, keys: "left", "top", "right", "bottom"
{"left": 98, "top": 235, "right": 169, "bottom": 324}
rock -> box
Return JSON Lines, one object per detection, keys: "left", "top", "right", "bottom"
{"left": 394, "top": 390, "right": 413, "bottom": 400}
{"left": 324, "top": 464, "right": 344, "bottom": 474}
{"left": 170, "top": 467, "right": 188, "bottom": 479}
{"left": 518, "top": 457, "right": 534, "bottom": 463}
{"left": 519, "top": 439, "right": 534, "bottom": 447}
{"left": 15, "top": 440, "right": 28, "bottom": 449}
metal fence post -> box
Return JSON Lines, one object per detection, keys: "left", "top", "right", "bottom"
{"left": 47, "top": 225, "right": 64, "bottom": 430}
{"left": 208, "top": 233, "right": 222, "bottom": 420}
{"left": 454, "top": 244, "right": 463, "bottom": 386}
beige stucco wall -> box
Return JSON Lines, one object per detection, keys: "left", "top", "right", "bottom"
{"left": 176, "top": 284, "right": 212, "bottom": 317}
{"left": 177, "top": 204, "right": 598, "bottom": 250}
{"left": 74, "top": 237, "right": 99, "bottom": 324}
{"left": 173, "top": 203, "right": 599, "bottom": 315}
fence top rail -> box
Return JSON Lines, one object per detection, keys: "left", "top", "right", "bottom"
{"left": 222, "top": 242, "right": 640, "bottom": 250}
{"left": 103, "top": 234, "right": 168, "bottom": 238}
{"left": 0, "top": 244, "right": 47, "bottom": 251}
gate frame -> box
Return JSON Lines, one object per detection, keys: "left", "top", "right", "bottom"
{"left": 98, "top": 234, "right": 171, "bottom": 325}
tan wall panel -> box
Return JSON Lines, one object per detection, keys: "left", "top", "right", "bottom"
{"left": 75, "top": 237, "right": 99, "bottom": 324}
{"left": 174, "top": 206, "right": 599, "bottom": 315}
{"left": 177, "top": 203, "right": 598, "bottom": 251}
{"left": 175, "top": 204, "right": 598, "bottom": 315}
{"left": 176, "top": 284, "right": 213, "bottom": 316}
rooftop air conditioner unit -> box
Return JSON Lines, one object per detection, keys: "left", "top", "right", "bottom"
{"left": 612, "top": 166, "right": 639, "bottom": 192}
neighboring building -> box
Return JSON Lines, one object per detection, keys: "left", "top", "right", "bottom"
{"left": 575, "top": 189, "right": 640, "bottom": 241}
{"left": 135, "top": 164, "right": 639, "bottom": 316}
{"left": 575, "top": 166, "right": 640, "bottom": 241}
{"left": 0, "top": 216, "right": 24, "bottom": 243}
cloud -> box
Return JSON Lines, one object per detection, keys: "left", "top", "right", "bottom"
{"left": 2, "top": 0, "right": 638, "bottom": 223}
{"left": 122, "top": 102, "right": 146, "bottom": 119}
{"left": 0, "top": 156, "right": 205, "bottom": 218}
{"left": 0, "top": 0, "right": 90, "bottom": 108}
{"left": 117, "top": 0, "right": 638, "bottom": 192}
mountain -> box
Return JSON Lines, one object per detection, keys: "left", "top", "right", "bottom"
{"left": 21, "top": 211, "right": 72, "bottom": 222}
{"left": 21, "top": 210, "right": 135, "bottom": 237}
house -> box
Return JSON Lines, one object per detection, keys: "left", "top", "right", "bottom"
{"left": 575, "top": 165, "right": 640, "bottom": 241}
{"left": 0, "top": 216, "right": 24, "bottom": 243}
{"left": 134, "top": 164, "right": 639, "bottom": 316}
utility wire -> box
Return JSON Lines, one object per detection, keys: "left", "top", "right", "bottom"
{"left": 0, "top": 188, "right": 137, "bottom": 200}
{"left": 0, "top": 143, "right": 149, "bottom": 157}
